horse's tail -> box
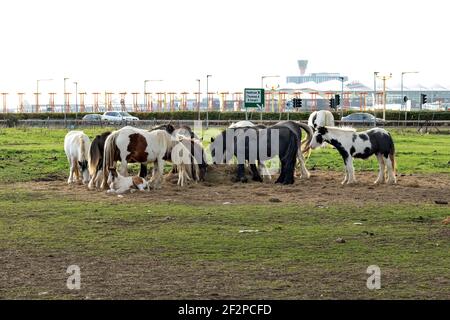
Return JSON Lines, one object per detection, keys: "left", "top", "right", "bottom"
{"left": 88, "top": 138, "right": 100, "bottom": 177}
{"left": 388, "top": 133, "right": 396, "bottom": 176}
{"left": 297, "top": 122, "right": 313, "bottom": 158}
{"left": 102, "top": 131, "right": 120, "bottom": 189}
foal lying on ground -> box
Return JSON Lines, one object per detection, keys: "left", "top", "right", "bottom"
{"left": 310, "top": 126, "right": 397, "bottom": 185}
{"left": 106, "top": 167, "right": 148, "bottom": 194}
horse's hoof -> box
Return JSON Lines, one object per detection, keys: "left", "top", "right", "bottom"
{"left": 240, "top": 177, "right": 248, "bottom": 183}
{"left": 252, "top": 176, "right": 263, "bottom": 182}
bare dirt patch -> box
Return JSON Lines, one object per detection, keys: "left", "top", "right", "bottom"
{"left": 14, "top": 167, "right": 450, "bottom": 207}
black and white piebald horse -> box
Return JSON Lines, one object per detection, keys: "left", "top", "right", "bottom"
{"left": 307, "top": 110, "right": 335, "bottom": 130}
{"left": 310, "top": 126, "right": 397, "bottom": 185}
{"left": 210, "top": 121, "right": 312, "bottom": 184}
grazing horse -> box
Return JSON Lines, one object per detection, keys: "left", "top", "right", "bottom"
{"left": 88, "top": 131, "right": 111, "bottom": 190}
{"left": 308, "top": 110, "right": 335, "bottom": 130}
{"left": 310, "top": 126, "right": 396, "bottom": 185}
{"left": 102, "top": 126, "right": 202, "bottom": 189}
{"left": 171, "top": 136, "right": 208, "bottom": 186}
{"left": 226, "top": 120, "right": 271, "bottom": 178}
{"left": 64, "top": 131, "right": 91, "bottom": 185}
{"left": 210, "top": 121, "right": 311, "bottom": 184}
{"left": 148, "top": 123, "right": 205, "bottom": 179}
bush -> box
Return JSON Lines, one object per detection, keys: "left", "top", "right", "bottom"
{"left": 1, "top": 110, "right": 450, "bottom": 121}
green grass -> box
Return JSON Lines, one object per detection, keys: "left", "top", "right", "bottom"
{"left": 0, "top": 186, "right": 448, "bottom": 298}
{"left": 0, "top": 127, "right": 449, "bottom": 298}
{"left": 0, "top": 127, "right": 449, "bottom": 182}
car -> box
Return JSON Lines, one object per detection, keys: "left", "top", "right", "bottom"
{"left": 82, "top": 114, "right": 102, "bottom": 122}
{"left": 341, "top": 113, "right": 385, "bottom": 125}
{"left": 101, "top": 111, "right": 139, "bottom": 123}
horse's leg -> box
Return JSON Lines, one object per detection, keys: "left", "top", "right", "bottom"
{"left": 374, "top": 154, "right": 385, "bottom": 184}
{"left": 154, "top": 157, "right": 164, "bottom": 189}
{"left": 235, "top": 164, "right": 247, "bottom": 183}
{"left": 341, "top": 157, "right": 349, "bottom": 185}
{"left": 283, "top": 152, "right": 297, "bottom": 185}
{"left": 384, "top": 155, "right": 396, "bottom": 184}
{"left": 94, "top": 169, "right": 103, "bottom": 189}
{"left": 259, "top": 161, "right": 272, "bottom": 180}
{"left": 120, "top": 159, "right": 128, "bottom": 177}
{"left": 250, "top": 164, "right": 263, "bottom": 182}
{"left": 297, "top": 147, "right": 310, "bottom": 180}
{"left": 68, "top": 158, "right": 75, "bottom": 184}
{"left": 275, "top": 161, "right": 286, "bottom": 184}
{"left": 345, "top": 157, "right": 356, "bottom": 184}
{"left": 139, "top": 163, "right": 148, "bottom": 178}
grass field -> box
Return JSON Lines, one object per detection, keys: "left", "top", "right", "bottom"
{"left": 0, "top": 127, "right": 449, "bottom": 299}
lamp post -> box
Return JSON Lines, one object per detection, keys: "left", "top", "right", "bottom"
{"left": 376, "top": 73, "right": 392, "bottom": 121}
{"left": 373, "top": 72, "right": 379, "bottom": 109}
{"left": 261, "top": 75, "right": 279, "bottom": 121}
{"left": 64, "top": 77, "right": 69, "bottom": 121}
{"left": 206, "top": 74, "right": 212, "bottom": 129}
{"left": 73, "top": 81, "right": 78, "bottom": 119}
{"left": 196, "top": 79, "right": 201, "bottom": 120}
{"left": 339, "top": 76, "right": 344, "bottom": 118}
{"left": 144, "top": 79, "right": 163, "bottom": 111}
{"left": 36, "top": 78, "right": 52, "bottom": 112}
{"left": 401, "top": 71, "right": 419, "bottom": 120}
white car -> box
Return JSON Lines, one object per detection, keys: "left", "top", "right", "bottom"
{"left": 101, "top": 111, "right": 139, "bottom": 123}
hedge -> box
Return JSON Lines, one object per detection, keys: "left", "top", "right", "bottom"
{"left": 1, "top": 110, "right": 450, "bottom": 122}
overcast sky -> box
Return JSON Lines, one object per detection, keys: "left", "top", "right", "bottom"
{"left": 0, "top": 0, "right": 449, "bottom": 102}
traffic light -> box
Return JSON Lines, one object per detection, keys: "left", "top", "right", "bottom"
{"left": 329, "top": 98, "right": 335, "bottom": 109}
{"left": 334, "top": 94, "right": 340, "bottom": 106}
{"left": 292, "top": 98, "right": 303, "bottom": 108}
{"left": 420, "top": 94, "right": 427, "bottom": 105}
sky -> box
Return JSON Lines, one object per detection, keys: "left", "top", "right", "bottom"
{"left": 0, "top": 0, "right": 449, "bottom": 103}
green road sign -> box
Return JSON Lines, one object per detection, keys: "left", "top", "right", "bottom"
{"left": 244, "top": 88, "right": 265, "bottom": 108}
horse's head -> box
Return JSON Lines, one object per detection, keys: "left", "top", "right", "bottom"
{"left": 310, "top": 126, "right": 328, "bottom": 149}
{"left": 78, "top": 160, "right": 90, "bottom": 184}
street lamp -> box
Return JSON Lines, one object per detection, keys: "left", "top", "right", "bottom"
{"left": 206, "top": 74, "right": 212, "bottom": 129}
{"left": 339, "top": 76, "right": 345, "bottom": 118}
{"left": 261, "top": 75, "right": 279, "bottom": 120}
{"left": 36, "top": 78, "right": 52, "bottom": 112}
{"left": 196, "top": 79, "right": 201, "bottom": 120}
{"left": 373, "top": 71, "right": 379, "bottom": 109}
{"left": 64, "top": 77, "right": 69, "bottom": 120}
{"left": 73, "top": 81, "right": 78, "bottom": 119}
{"left": 376, "top": 73, "right": 392, "bottom": 121}
{"left": 401, "top": 71, "right": 419, "bottom": 116}
{"left": 144, "top": 79, "right": 163, "bottom": 110}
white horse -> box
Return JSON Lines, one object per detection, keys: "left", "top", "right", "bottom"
{"left": 309, "top": 126, "right": 397, "bottom": 185}
{"left": 64, "top": 131, "right": 91, "bottom": 185}
{"left": 106, "top": 167, "right": 148, "bottom": 194}
{"left": 308, "top": 110, "right": 335, "bottom": 130}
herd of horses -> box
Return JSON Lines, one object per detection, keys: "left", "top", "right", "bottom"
{"left": 64, "top": 110, "right": 397, "bottom": 194}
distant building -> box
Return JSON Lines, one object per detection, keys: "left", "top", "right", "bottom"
{"left": 286, "top": 59, "right": 348, "bottom": 84}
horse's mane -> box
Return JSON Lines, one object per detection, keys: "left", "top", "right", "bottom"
{"left": 326, "top": 126, "right": 356, "bottom": 133}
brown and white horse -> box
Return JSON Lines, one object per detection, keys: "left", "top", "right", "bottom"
{"left": 101, "top": 126, "right": 204, "bottom": 189}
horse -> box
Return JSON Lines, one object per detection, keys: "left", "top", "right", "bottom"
{"left": 106, "top": 167, "right": 148, "bottom": 194}
{"left": 225, "top": 120, "right": 271, "bottom": 178}
{"left": 147, "top": 123, "right": 206, "bottom": 179}
{"left": 309, "top": 126, "right": 397, "bottom": 185}
{"left": 171, "top": 135, "right": 208, "bottom": 186}
{"left": 308, "top": 110, "right": 335, "bottom": 130}
{"left": 210, "top": 121, "right": 311, "bottom": 184}
{"left": 88, "top": 131, "right": 111, "bottom": 190}
{"left": 102, "top": 126, "right": 204, "bottom": 189}
{"left": 64, "top": 131, "right": 91, "bottom": 185}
